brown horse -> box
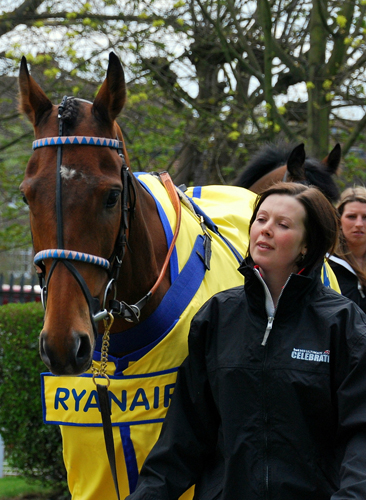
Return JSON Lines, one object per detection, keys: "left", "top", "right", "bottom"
{"left": 19, "top": 52, "right": 256, "bottom": 499}
{"left": 235, "top": 141, "right": 341, "bottom": 202}
{"left": 19, "top": 53, "right": 181, "bottom": 376}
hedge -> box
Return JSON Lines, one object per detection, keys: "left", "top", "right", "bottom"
{"left": 0, "top": 302, "right": 68, "bottom": 496}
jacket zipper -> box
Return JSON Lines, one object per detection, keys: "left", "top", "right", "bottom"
{"left": 262, "top": 316, "right": 274, "bottom": 346}
{"left": 253, "top": 269, "right": 291, "bottom": 346}
{"left": 263, "top": 343, "right": 270, "bottom": 500}
{"left": 254, "top": 269, "right": 292, "bottom": 498}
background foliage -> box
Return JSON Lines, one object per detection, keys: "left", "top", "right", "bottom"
{"left": 2, "top": 0, "right": 366, "bottom": 255}
{"left": 0, "top": 302, "right": 68, "bottom": 497}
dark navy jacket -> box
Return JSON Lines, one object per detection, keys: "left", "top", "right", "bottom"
{"left": 328, "top": 255, "right": 366, "bottom": 313}
{"left": 126, "top": 261, "right": 366, "bottom": 500}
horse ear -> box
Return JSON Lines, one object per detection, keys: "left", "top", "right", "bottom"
{"left": 322, "top": 143, "right": 341, "bottom": 175}
{"left": 18, "top": 56, "right": 53, "bottom": 126}
{"left": 287, "top": 143, "right": 306, "bottom": 181}
{"left": 92, "top": 52, "right": 126, "bottom": 124}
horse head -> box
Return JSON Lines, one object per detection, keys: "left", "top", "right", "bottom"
{"left": 235, "top": 142, "right": 341, "bottom": 203}
{"left": 18, "top": 53, "right": 152, "bottom": 375}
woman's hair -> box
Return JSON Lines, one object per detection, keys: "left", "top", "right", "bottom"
{"left": 247, "top": 182, "right": 339, "bottom": 271}
{"left": 336, "top": 186, "right": 366, "bottom": 288}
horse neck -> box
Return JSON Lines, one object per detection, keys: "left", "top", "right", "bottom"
{"left": 249, "top": 165, "right": 287, "bottom": 193}
{"left": 111, "top": 175, "right": 170, "bottom": 332}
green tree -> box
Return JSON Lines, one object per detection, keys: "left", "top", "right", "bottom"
{"left": 0, "top": 71, "right": 33, "bottom": 253}
{"left": 1, "top": 0, "right": 366, "bottom": 186}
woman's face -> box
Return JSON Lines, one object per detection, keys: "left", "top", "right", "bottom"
{"left": 250, "top": 194, "right": 307, "bottom": 280}
{"left": 340, "top": 201, "right": 366, "bottom": 250}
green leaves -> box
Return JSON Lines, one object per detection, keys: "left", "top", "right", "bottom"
{"left": 1, "top": 0, "right": 366, "bottom": 188}
{"left": 0, "top": 303, "right": 67, "bottom": 490}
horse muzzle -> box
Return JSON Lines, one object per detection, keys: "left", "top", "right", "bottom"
{"left": 40, "top": 329, "right": 93, "bottom": 376}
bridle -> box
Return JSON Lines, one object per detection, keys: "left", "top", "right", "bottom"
{"left": 33, "top": 96, "right": 181, "bottom": 339}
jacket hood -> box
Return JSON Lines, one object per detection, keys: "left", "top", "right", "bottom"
{"left": 328, "top": 254, "right": 357, "bottom": 277}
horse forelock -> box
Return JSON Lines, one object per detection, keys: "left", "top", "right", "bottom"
{"left": 60, "top": 98, "right": 80, "bottom": 133}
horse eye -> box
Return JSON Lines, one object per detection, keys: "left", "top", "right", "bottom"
{"left": 105, "top": 190, "right": 120, "bottom": 208}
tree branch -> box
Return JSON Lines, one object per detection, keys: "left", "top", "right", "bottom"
{"left": 0, "top": 0, "right": 45, "bottom": 36}
{"left": 343, "top": 110, "right": 366, "bottom": 155}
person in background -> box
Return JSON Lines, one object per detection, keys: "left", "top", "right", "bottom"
{"left": 328, "top": 186, "right": 366, "bottom": 313}
{"left": 125, "top": 182, "right": 366, "bottom": 500}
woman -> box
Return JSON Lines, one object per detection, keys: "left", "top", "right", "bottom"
{"left": 328, "top": 186, "right": 366, "bottom": 312}
{"left": 126, "top": 182, "right": 366, "bottom": 500}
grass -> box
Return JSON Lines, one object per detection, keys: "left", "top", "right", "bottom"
{"left": 0, "top": 476, "right": 54, "bottom": 499}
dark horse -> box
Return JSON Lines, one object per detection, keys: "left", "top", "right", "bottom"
{"left": 235, "top": 141, "right": 341, "bottom": 203}
{"left": 18, "top": 52, "right": 256, "bottom": 499}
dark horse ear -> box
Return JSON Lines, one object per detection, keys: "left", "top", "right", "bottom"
{"left": 18, "top": 56, "right": 53, "bottom": 126}
{"left": 322, "top": 143, "right": 341, "bottom": 175}
{"left": 286, "top": 143, "right": 306, "bottom": 181}
{"left": 92, "top": 52, "right": 126, "bottom": 124}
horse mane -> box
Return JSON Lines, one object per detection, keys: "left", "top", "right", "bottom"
{"left": 235, "top": 141, "right": 296, "bottom": 188}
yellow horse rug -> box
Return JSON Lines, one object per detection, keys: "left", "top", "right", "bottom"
{"left": 41, "top": 173, "right": 339, "bottom": 500}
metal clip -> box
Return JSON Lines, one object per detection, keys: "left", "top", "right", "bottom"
{"left": 124, "top": 304, "right": 141, "bottom": 323}
{"left": 92, "top": 279, "right": 116, "bottom": 322}
{"left": 93, "top": 309, "right": 109, "bottom": 322}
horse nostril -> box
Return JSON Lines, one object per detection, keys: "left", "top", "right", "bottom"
{"left": 75, "top": 334, "right": 92, "bottom": 364}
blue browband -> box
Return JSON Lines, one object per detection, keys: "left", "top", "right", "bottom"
{"left": 34, "top": 249, "right": 110, "bottom": 271}
{"left": 32, "top": 136, "right": 123, "bottom": 150}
